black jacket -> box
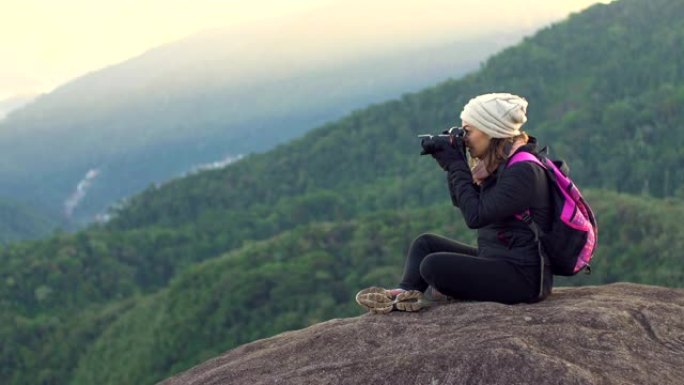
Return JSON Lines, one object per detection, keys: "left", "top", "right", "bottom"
{"left": 446, "top": 136, "right": 553, "bottom": 267}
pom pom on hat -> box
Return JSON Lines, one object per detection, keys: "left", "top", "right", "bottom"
{"left": 459, "top": 93, "right": 529, "bottom": 138}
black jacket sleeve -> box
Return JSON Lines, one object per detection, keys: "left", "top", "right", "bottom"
{"left": 446, "top": 159, "right": 538, "bottom": 229}
{"left": 446, "top": 168, "right": 478, "bottom": 207}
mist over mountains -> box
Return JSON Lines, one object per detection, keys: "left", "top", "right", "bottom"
{"left": 0, "top": 22, "right": 531, "bottom": 240}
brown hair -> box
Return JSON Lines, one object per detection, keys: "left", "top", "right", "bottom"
{"left": 479, "top": 131, "right": 529, "bottom": 174}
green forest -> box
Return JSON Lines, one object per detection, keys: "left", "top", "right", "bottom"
{"left": 1, "top": 0, "right": 684, "bottom": 384}
{"left": 0, "top": 198, "right": 63, "bottom": 245}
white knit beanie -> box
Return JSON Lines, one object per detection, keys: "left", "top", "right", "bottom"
{"left": 459, "top": 93, "right": 529, "bottom": 138}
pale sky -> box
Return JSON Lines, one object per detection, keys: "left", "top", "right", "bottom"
{"left": 0, "top": 0, "right": 613, "bottom": 100}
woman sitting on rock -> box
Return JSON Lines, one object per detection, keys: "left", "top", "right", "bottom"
{"left": 356, "top": 92, "right": 554, "bottom": 313}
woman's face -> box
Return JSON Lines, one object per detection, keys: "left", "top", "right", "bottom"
{"left": 462, "top": 121, "right": 491, "bottom": 159}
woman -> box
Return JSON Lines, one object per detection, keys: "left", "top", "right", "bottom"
{"left": 356, "top": 92, "right": 554, "bottom": 314}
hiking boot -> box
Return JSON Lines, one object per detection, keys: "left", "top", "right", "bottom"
{"left": 394, "top": 290, "right": 428, "bottom": 312}
{"left": 355, "top": 287, "right": 429, "bottom": 313}
{"left": 355, "top": 286, "right": 394, "bottom": 314}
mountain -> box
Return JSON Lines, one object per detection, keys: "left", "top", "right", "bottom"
{"left": 2, "top": 0, "right": 684, "bottom": 384}
{"left": 0, "top": 94, "right": 37, "bottom": 121}
{"left": 157, "top": 282, "right": 684, "bottom": 385}
{"left": 103, "top": 0, "right": 684, "bottom": 235}
{"left": 0, "top": 197, "right": 64, "bottom": 245}
{"left": 0, "top": 24, "right": 529, "bottom": 232}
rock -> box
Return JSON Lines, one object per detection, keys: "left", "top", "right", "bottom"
{"left": 157, "top": 282, "right": 684, "bottom": 385}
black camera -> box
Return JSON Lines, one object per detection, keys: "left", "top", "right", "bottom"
{"left": 417, "top": 126, "right": 466, "bottom": 155}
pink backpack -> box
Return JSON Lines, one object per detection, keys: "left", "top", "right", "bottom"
{"left": 505, "top": 150, "right": 598, "bottom": 276}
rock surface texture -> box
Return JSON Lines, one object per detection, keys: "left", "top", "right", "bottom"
{"left": 158, "top": 282, "right": 684, "bottom": 385}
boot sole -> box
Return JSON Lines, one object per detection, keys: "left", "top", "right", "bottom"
{"left": 394, "top": 290, "right": 428, "bottom": 312}
{"left": 355, "top": 287, "right": 394, "bottom": 314}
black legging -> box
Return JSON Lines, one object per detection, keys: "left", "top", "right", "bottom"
{"left": 397, "top": 233, "right": 552, "bottom": 304}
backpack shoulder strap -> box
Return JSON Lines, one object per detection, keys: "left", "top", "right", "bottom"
{"left": 495, "top": 150, "right": 545, "bottom": 180}
{"left": 506, "top": 151, "right": 545, "bottom": 168}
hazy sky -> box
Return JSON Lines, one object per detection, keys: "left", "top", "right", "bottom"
{"left": 0, "top": 0, "right": 612, "bottom": 100}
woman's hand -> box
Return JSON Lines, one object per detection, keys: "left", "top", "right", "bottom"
{"left": 430, "top": 137, "right": 467, "bottom": 171}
